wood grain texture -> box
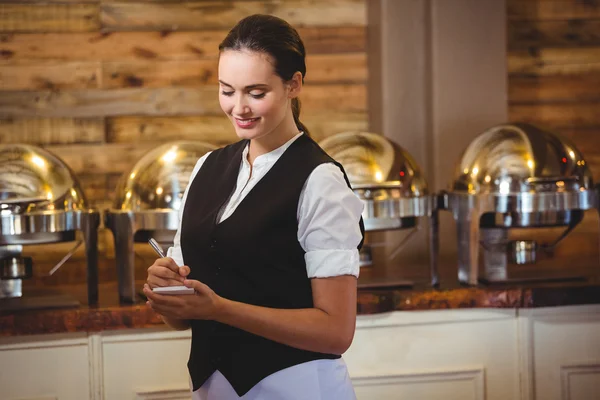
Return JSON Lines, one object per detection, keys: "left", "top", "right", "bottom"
{"left": 509, "top": 72, "right": 600, "bottom": 102}
{"left": 0, "top": 27, "right": 364, "bottom": 63}
{"left": 0, "top": 84, "right": 366, "bottom": 117}
{"left": 508, "top": 46, "right": 600, "bottom": 75}
{"left": 101, "top": 53, "right": 366, "bottom": 88}
{"left": 0, "top": 62, "right": 101, "bottom": 90}
{"left": 107, "top": 111, "right": 368, "bottom": 144}
{"left": 47, "top": 142, "right": 159, "bottom": 175}
{"left": 508, "top": 19, "right": 600, "bottom": 50}
{"left": 100, "top": 0, "right": 366, "bottom": 31}
{"left": 0, "top": 117, "right": 104, "bottom": 144}
{"left": 509, "top": 102, "right": 600, "bottom": 127}
{"left": 507, "top": 0, "right": 600, "bottom": 21}
{"left": 0, "top": 3, "right": 99, "bottom": 33}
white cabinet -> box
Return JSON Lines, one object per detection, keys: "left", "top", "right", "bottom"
{"left": 519, "top": 305, "right": 600, "bottom": 400}
{"left": 101, "top": 329, "right": 192, "bottom": 400}
{"left": 348, "top": 309, "right": 519, "bottom": 400}
{"left": 1, "top": 305, "right": 599, "bottom": 400}
{"left": 0, "top": 333, "right": 91, "bottom": 400}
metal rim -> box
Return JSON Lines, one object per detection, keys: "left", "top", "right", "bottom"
{"left": 0, "top": 210, "right": 100, "bottom": 236}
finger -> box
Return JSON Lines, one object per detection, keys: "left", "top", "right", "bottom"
{"left": 147, "top": 277, "right": 182, "bottom": 289}
{"left": 184, "top": 279, "right": 210, "bottom": 294}
{"left": 179, "top": 265, "right": 191, "bottom": 277}
{"left": 153, "top": 257, "right": 181, "bottom": 273}
{"left": 148, "top": 265, "right": 184, "bottom": 282}
{"left": 143, "top": 286, "right": 182, "bottom": 306}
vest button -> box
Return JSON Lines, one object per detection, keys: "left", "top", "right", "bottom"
{"left": 210, "top": 239, "right": 217, "bottom": 249}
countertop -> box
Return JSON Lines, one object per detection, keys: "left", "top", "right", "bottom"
{"left": 1, "top": 261, "right": 600, "bottom": 337}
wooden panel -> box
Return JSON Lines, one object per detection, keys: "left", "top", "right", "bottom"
{"left": 0, "top": 84, "right": 366, "bottom": 117}
{"left": 0, "top": 3, "right": 99, "bottom": 33}
{"left": 100, "top": 0, "right": 366, "bottom": 31}
{"left": 0, "top": 27, "right": 365, "bottom": 63}
{"left": 508, "top": 19, "right": 600, "bottom": 50}
{"left": 509, "top": 102, "right": 600, "bottom": 128}
{"left": 509, "top": 72, "right": 600, "bottom": 102}
{"left": 107, "top": 111, "right": 368, "bottom": 144}
{"left": 47, "top": 142, "right": 157, "bottom": 175}
{"left": 0, "top": 117, "right": 104, "bottom": 144}
{"left": 507, "top": 0, "right": 600, "bottom": 20}
{"left": 0, "top": 87, "right": 220, "bottom": 117}
{"left": 508, "top": 47, "right": 600, "bottom": 76}
{"left": 107, "top": 115, "right": 238, "bottom": 144}
{"left": 0, "top": 62, "right": 101, "bottom": 90}
{"left": 102, "top": 53, "right": 366, "bottom": 88}
{"left": 78, "top": 173, "right": 109, "bottom": 204}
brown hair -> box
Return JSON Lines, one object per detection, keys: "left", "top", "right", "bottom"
{"left": 219, "top": 14, "right": 310, "bottom": 136}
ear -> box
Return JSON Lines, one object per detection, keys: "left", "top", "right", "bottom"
{"left": 287, "top": 71, "right": 303, "bottom": 99}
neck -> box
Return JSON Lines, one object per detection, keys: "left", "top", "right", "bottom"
{"left": 247, "top": 114, "right": 299, "bottom": 165}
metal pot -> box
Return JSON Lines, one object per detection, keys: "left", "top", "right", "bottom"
{"left": 0, "top": 144, "right": 100, "bottom": 303}
{"left": 437, "top": 123, "right": 599, "bottom": 284}
{"left": 320, "top": 132, "right": 436, "bottom": 284}
{"left": 105, "top": 141, "right": 217, "bottom": 303}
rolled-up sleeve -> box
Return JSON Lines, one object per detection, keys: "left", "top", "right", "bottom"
{"left": 297, "top": 163, "right": 364, "bottom": 279}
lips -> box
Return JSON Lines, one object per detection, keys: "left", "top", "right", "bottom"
{"left": 235, "top": 117, "right": 260, "bottom": 129}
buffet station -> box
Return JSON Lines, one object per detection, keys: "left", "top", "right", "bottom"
{"left": 1, "top": 124, "right": 599, "bottom": 400}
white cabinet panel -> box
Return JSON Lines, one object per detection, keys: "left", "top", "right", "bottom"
{"left": 519, "top": 305, "right": 600, "bottom": 400}
{"left": 101, "top": 328, "right": 192, "bottom": 400}
{"left": 561, "top": 363, "right": 600, "bottom": 400}
{"left": 346, "top": 309, "right": 520, "bottom": 400}
{"left": 0, "top": 333, "right": 90, "bottom": 400}
{"left": 353, "top": 368, "right": 484, "bottom": 400}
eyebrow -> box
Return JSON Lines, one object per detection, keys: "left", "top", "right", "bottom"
{"left": 218, "top": 80, "right": 268, "bottom": 90}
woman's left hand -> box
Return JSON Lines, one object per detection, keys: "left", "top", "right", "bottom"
{"left": 143, "top": 279, "right": 224, "bottom": 321}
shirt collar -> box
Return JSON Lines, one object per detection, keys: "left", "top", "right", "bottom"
{"left": 241, "top": 131, "right": 304, "bottom": 168}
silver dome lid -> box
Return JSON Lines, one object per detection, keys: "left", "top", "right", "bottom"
{"left": 319, "top": 131, "right": 429, "bottom": 197}
{"left": 452, "top": 123, "right": 594, "bottom": 195}
{"left": 112, "top": 141, "right": 216, "bottom": 212}
{"left": 0, "top": 144, "right": 87, "bottom": 214}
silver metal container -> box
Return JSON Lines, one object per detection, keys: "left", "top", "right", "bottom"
{"left": 105, "top": 141, "right": 216, "bottom": 303}
{"left": 437, "top": 123, "right": 599, "bottom": 284}
{"left": 319, "top": 132, "right": 437, "bottom": 284}
{"left": 0, "top": 144, "right": 100, "bottom": 305}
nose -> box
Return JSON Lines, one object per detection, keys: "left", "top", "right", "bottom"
{"left": 233, "top": 94, "right": 250, "bottom": 116}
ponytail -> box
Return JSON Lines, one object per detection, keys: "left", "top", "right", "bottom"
{"left": 291, "top": 97, "right": 310, "bottom": 137}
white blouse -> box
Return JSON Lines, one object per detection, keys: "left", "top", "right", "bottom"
{"left": 167, "top": 132, "right": 363, "bottom": 400}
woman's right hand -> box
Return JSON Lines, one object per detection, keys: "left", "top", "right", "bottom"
{"left": 146, "top": 257, "right": 190, "bottom": 288}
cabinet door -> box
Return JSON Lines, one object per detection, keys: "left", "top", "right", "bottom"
{"left": 346, "top": 309, "right": 520, "bottom": 400}
{"left": 101, "top": 328, "right": 192, "bottom": 400}
{"left": 0, "top": 333, "right": 91, "bottom": 400}
{"left": 520, "top": 305, "right": 600, "bottom": 400}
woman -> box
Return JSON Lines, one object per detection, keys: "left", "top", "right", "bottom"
{"left": 143, "top": 14, "right": 364, "bottom": 400}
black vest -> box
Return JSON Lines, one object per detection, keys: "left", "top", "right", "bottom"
{"left": 180, "top": 134, "right": 364, "bottom": 396}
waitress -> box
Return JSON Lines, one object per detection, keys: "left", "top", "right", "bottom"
{"left": 143, "top": 14, "right": 364, "bottom": 400}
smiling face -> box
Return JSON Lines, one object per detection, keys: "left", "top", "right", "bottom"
{"left": 218, "top": 49, "right": 300, "bottom": 142}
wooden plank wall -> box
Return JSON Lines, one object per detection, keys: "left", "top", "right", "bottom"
{"left": 507, "top": 0, "right": 600, "bottom": 257}
{"left": 0, "top": 0, "right": 368, "bottom": 287}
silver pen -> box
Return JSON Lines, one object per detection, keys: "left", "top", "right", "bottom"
{"left": 148, "top": 238, "right": 166, "bottom": 258}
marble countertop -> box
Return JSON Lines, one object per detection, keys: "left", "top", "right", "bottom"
{"left": 1, "top": 261, "right": 599, "bottom": 337}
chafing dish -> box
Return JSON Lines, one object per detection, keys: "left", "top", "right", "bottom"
{"left": 0, "top": 144, "right": 100, "bottom": 308}
{"left": 437, "top": 123, "right": 599, "bottom": 284}
{"left": 320, "top": 131, "right": 437, "bottom": 284}
{"left": 105, "top": 141, "right": 216, "bottom": 303}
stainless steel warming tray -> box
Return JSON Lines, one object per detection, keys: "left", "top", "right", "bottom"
{"left": 319, "top": 131, "right": 437, "bottom": 283}
{"left": 436, "top": 123, "right": 599, "bottom": 284}
{"left": 0, "top": 144, "right": 100, "bottom": 305}
{"left": 105, "top": 141, "right": 216, "bottom": 303}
